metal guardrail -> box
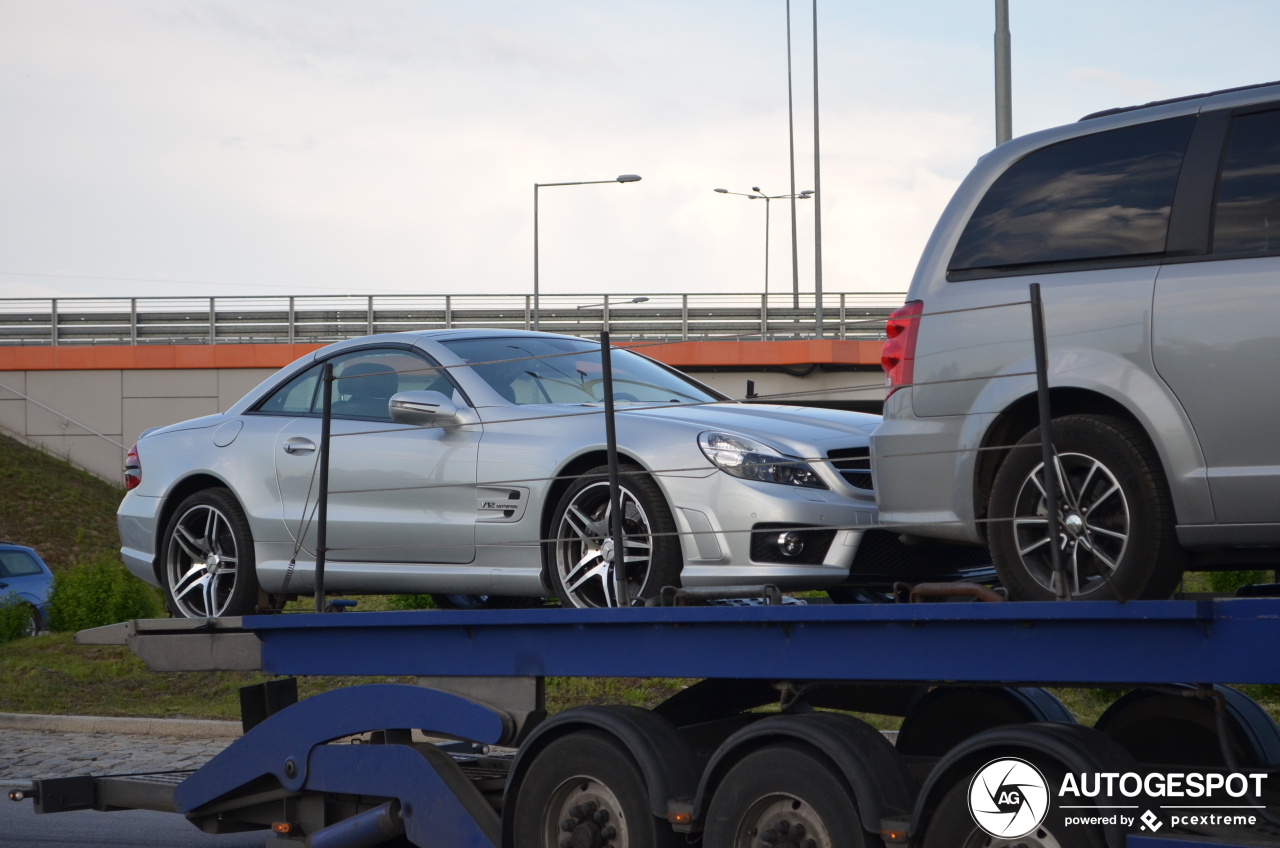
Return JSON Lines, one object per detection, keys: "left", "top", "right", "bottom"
{"left": 0, "top": 292, "right": 904, "bottom": 346}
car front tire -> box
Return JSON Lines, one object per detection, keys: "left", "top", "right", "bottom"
{"left": 987, "top": 414, "right": 1183, "bottom": 601}
{"left": 546, "top": 464, "right": 680, "bottom": 608}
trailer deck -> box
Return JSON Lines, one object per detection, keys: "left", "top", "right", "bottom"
{"left": 13, "top": 598, "right": 1280, "bottom": 848}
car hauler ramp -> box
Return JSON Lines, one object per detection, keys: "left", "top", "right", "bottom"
{"left": 14, "top": 599, "right": 1280, "bottom": 847}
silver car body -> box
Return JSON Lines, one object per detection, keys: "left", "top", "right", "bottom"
{"left": 872, "top": 81, "right": 1280, "bottom": 550}
{"left": 119, "top": 330, "right": 880, "bottom": 597}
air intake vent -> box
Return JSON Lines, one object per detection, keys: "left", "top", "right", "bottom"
{"left": 827, "top": 447, "right": 873, "bottom": 490}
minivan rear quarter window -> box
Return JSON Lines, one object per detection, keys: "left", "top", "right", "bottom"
{"left": 950, "top": 116, "right": 1196, "bottom": 274}
{"left": 1213, "top": 108, "right": 1280, "bottom": 256}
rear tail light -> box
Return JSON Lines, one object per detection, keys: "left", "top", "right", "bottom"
{"left": 881, "top": 300, "right": 923, "bottom": 397}
{"left": 124, "top": 444, "right": 141, "bottom": 490}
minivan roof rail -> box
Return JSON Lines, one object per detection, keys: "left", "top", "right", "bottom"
{"left": 1079, "top": 79, "right": 1280, "bottom": 121}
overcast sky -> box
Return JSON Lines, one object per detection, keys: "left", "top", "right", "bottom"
{"left": 2, "top": 1, "right": 1278, "bottom": 301}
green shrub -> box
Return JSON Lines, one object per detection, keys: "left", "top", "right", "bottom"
{"left": 1208, "top": 570, "right": 1273, "bottom": 594}
{"left": 0, "top": 593, "right": 35, "bottom": 643}
{"left": 386, "top": 594, "right": 436, "bottom": 611}
{"left": 45, "top": 553, "right": 163, "bottom": 632}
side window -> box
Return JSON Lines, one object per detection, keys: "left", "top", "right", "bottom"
{"left": 257, "top": 364, "right": 322, "bottom": 414}
{"left": 0, "top": 551, "right": 43, "bottom": 577}
{"left": 317, "top": 349, "right": 454, "bottom": 421}
{"left": 1213, "top": 108, "right": 1280, "bottom": 256}
{"left": 949, "top": 116, "right": 1196, "bottom": 273}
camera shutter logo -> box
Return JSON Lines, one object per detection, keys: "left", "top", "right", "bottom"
{"left": 967, "top": 758, "right": 1050, "bottom": 838}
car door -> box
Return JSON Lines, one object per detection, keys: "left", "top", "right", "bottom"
{"left": 1153, "top": 104, "right": 1280, "bottom": 527}
{"left": 272, "top": 346, "right": 480, "bottom": 563}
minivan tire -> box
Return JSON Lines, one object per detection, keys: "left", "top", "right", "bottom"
{"left": 987, "top": 414, "right": 1183, "bottom": 601}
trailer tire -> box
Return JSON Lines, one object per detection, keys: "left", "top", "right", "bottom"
{"left": 512, "top": 729, "right": 676, "bottom": 848}
{"left": 704, "top": 741, "right": 869, "bottom": 848}
{"left": 922, "top": 759, "right": 1103, "bottom": 848}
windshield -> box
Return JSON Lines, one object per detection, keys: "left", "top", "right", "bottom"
{"left": 442, "top": 337, "right": 722, "bottom": 406}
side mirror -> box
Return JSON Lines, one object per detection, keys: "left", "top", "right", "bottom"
{"left": 388, "top": 390, "right": 459, "bottom": 427}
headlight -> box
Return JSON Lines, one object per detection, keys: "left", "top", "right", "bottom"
{"left": 698, "top": 431, "right": 828, "bottom": 489}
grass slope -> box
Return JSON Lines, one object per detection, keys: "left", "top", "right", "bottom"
{"left": 0, "top": 434, "right": 123, "bottom": 573}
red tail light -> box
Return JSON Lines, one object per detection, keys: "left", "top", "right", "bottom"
{"left": 881, "top": 300, "right": 924, "bottom": 397}
{"left": 124, "top": 444, "right": 142, "bottom": 490}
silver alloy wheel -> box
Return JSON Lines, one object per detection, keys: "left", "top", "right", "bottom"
{"left": 733, "top": 793, "right": 833, "bottom": 848}
{"left": 166, "top": 503, "right": 240, "bottom": 618}
{"left": 1012, "top": 451, "right": 1130, "bottom": 597}
{"left": 541, "top": 775, "right": 629, "bottom": 848}
{"left": 555, "top": 481, "right": 654, "bottom": 608}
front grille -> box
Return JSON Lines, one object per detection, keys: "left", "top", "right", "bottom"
{"left": 827, "top": 447, "right": 873, "bottom": 490}
{"left": 750, "top": 523, "right": 837, "bottom": 565}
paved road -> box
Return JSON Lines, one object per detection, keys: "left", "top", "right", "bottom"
{"left": 1, "top": 730, "right": 231, "bottom": 782}
{"left": 2, "top": 729, "right": 253, "bottom": 847}
{"left": 0, "top": 801, "right": 266, "bottom": 848}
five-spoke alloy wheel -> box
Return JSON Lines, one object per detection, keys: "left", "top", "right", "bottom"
{"left": 988, "top": 414, "right": 1183, "bottom": 601}
{"left": 547, "top": 464, "right": 680, "bottom": 608}
{"left": 161, "top": 488, "right": 260, "bottom": 618}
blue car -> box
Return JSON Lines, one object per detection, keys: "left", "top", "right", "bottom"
{"left": 0, "top": 544, "right": 54, "bottom": 637}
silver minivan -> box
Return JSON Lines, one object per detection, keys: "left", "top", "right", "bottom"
{"left": 871, "top": 80, "right": 1280, "bottom": 600}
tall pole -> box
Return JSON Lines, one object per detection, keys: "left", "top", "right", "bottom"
{"left": 533, "top": 184, "right": 541, "bottom": 330}
{"left": 811, "top": 0, "right": 824, "bottom": 338}
{"left": 600, "top": 331, "right": 630, "bottom": 607}
{"left": 314, "top": 362, "right": 333, "bottom": 614}
{"left": 786, "top": 0, "right": 800, "bottom": 309}
{"left": 1030, "top": 284, "right": 1068, "bottom": 601}
{"left": 995, "top": 0, "right": 1012, "bottom": 146}
{"left": 764, "top": 197, "right": 771, "bottom": 297}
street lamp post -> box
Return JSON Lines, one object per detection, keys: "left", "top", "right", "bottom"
{"left": 534, "top": 174, "right": 642, "bottom": 330}
{"left": 714, "top": 188, "right": 812, "bottom": 296}
{"left": 811, "top": 0, "right": 825, "bottom": 338}
{"left": 785, "top": 0, "right": 801, "bottom": 309}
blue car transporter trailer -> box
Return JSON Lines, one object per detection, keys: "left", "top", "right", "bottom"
{"left": 10, "top": 599, "right": 1280, "bottom": 847}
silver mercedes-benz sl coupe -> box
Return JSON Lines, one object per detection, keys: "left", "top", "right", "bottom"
{"left": 118, "top": 329, "right": 891, "bottom": 615}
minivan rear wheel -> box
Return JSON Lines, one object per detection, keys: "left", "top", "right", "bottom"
{"left": 987, "top": 414, "right": 1183, "bottom": 601}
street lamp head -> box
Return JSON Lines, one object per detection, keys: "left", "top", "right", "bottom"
{"left": 799, "top": 190, "right": 814, "bottom": 197}
{"left": 752, "top": 187, "right": 762, "bottom": 193}
{"left": 616, "top": 174, "right": 642, "bottom": 183}
{"left": 714, "top": 188, "right": 729, "bottom": 193}
{"left": 630, "top": 297, "right": 650, "bottom": 304}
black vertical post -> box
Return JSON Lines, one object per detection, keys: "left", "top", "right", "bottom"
{"left": 600, "top": 331, "right": 631, "bottom": 608}
{"left": 314, "top": 362, "right": 333, "bottom": 614}
{"left": 1030, "top": 284, "right": 1069, "bottom": 601}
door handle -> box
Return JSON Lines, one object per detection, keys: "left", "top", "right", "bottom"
{"left": 284, "top": 439, "right": 316, "bottom": 455}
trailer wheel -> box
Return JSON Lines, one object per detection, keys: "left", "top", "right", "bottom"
{"left": 512, "top": 730, "right": 674, "bottom": 848}
{"left": 923, "top": 760, "right": 1102, "bottom": 848}
{"left": 703, "top": 741, "right": 868, "bottom": 848}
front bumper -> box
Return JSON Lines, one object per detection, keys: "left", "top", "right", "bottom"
{"left": 659, "top": 470, "right": 877, "bottom": 591}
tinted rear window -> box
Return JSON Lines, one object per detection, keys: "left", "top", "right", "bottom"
{"left": 950, "top": 116, "right": 1195, "bottom": 272}
{"left": 0, "top": 551, "right": 43, "bottom": 577}
{"left": 1213, "top": 108, "right": 1280, "bottom": 255}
